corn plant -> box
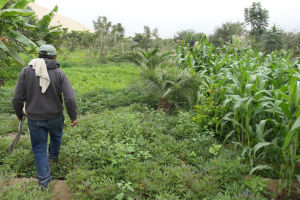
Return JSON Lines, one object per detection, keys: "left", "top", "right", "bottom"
{"left": 183, "top": 34, "right": 300, "bottom": 198}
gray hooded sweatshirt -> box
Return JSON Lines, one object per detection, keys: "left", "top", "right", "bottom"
{"left": 12, "top": 58, "right": 77, "bottom": 121}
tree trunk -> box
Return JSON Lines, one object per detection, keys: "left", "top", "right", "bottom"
{"left": 158, "top": 99, "right": 171, "bottom": 115}
{"left": 98, "top": 37, "right": 103, "bottom": 64}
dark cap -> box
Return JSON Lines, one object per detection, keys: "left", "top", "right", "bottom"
{"left": 38, "top": 45, "right": 57, "bottom": 55}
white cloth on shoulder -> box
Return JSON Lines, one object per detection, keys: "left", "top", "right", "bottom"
{"left": 28, "top": 58, "right": 51, "bottom": 93}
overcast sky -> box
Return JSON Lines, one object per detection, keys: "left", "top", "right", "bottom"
{"left": 35, "top": 0, "right": 300, "bottom": 38}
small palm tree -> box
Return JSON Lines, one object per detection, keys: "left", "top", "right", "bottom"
{"left": 120, "top": 48, "right": 200, "bottom": 114}
{"left": 120, "top": 48, "right": 168, "bottom": 72}
{"left": 137, "top": 62, "right": 200, "bottom": 114}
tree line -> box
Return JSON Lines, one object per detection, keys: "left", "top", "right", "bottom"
{"left": 1, "top": 1, "right": 300, "bottom": 67}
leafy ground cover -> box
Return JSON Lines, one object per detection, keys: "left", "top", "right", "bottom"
{"left": 1, "top": 105, "right": 268, "bottom": 199}
{"left": 0, "top": 62, "right": 156, "bottom": 116}
{"left": 0, "top": 60, "right": 271, "bottom": 199}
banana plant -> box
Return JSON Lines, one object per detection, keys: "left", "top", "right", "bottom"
{"left": 29, "top": 5, "right": 66, "bottom": 46}
{"left": 0, "top": 0, "right": 37, "bottom": 66}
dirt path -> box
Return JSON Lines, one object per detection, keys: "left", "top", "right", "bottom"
{"left": 2, "top": 133, "right": 72, "bottom": 199}
{"left": 6, "top": 178, "right": 72, "bottom": 200}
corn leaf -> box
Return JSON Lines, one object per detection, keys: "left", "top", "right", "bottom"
{"left": 284, "top": 130, "right": 296, "bottom": 150}
{"left": 274, "top": 90, "right": 291, "bottom": 102}
{"left": 280, "top": 101, "right": 292, "bottom": 119}
{"left": 296, "top": 175, "right": 300, "bottom": 183}
{"left": 245, "top": 84, "right": 253, "bottom": 95}
{"left": 253, "top": 142, "right": 272, "bottom": 156}
{"left": 290, "top": 115, "right": 300, "bottom": 133}
{"left": 223, "top": 130, "right": 236, "bottom": 145}
{"left": 249, "top": 165, "right": 273, "bottom": 175}
{"left": 256, "top": 96, "right": 274, "bottom": 103}
{"left": 273, "top": 100, "right": 282, "bottom": 115}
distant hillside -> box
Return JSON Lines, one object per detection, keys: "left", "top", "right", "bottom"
{"left": 28, "top": 3, "right": 94, "bottom": 33}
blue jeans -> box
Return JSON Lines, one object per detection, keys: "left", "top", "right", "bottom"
{"left": 28, "top": 114, "right": 65, "bottom": 187}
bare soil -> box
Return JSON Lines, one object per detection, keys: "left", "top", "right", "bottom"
{"left": 2, "top": 133, "right": 72, "bottom": 199}
{"left": 3, "top": 132, "right": 18, "bottom": 140}
{"left": 244, "top": 175, "right": 300, "bottom": 200}
{"left": 266, "top": 179, "right": 300, "bottom": 200}
{"left": 2, "top": 132, "right": 29, "bottom": 141}
{"left": 5, "top": 178, "right": 72, "bottom": 200}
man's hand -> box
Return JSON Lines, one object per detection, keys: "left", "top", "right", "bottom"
{"left": 18, "top": 114, "right": 27, "bottom": 121}
{"left": 69, "top": 119, "right": 78, "bottom": 126}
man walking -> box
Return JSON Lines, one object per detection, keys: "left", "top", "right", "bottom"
{"left": 12, "top": 45, "right": 78, "bottom": 188}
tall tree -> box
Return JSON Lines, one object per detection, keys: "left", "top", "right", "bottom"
{"left": 143, "top": 25, "right": 151, "bottom": 49}
{"left": 244, "top": 2, "right": 269, "bottom": 39}
{"left": 132, "top": 26, "right": 159, "bottom": 50}
{"left": 264, "top": 24, "right": 283, "bottom": 54}
{"left": 93, "top": 16, "right": 125, "bottom": 63}
{"left": 151, "top": 28, "right": 159, "bottom": 39}
{"left": 93, "top": 16, "right": 112, "bottom": 63}
{"left": 173, "top": 29, "right": 204, "bottom": 46}
{"left": 111, "top": 23, "right": 125, "bottom": 54}
{"left": 283, "top": 29, "right": 300, "bottom": 57}
{"left": 212, "top": 21, "right": 247, "bottom": 47}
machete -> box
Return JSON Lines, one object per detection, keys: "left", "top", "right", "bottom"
{"left": 9, "top": 116, "right": 26, "bottom": 156}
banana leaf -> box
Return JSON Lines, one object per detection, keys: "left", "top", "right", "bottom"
{"left": 0, "top": 40, "right": 9, "bottom": 52}
{"left": 13, "top": 0, "right": 34, "bottom": 9}
{"left": 36, "top": 5, "right": 58, "bottom": 33}
{"left": 0, "top": 9, "right": 34, "bottom": 16}
{"left": 0, "top": 49, "right": 7, "bottom": 60}
{"left": 8, "top": 29, "right": 37, "bottom": 47}
{"left": 0, "top": 0, "right": 9, "bottom": 9}
{"left": 6, "top": 46, "right": 26, "bottom": 65}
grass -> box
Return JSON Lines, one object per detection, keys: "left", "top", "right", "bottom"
{"left": 63, "top": 63, "right": 139, "bottom": 94}
{"left": 0, "top": 62, "right": 156, "bottom": 116}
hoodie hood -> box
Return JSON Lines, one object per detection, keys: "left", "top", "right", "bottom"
{"left": 43, "top": 58, "right": 60, "bottom": 69}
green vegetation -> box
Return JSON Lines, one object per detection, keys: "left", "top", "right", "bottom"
{"left": 2, "top": 0, "right": 300, "bottom": 199}
{"left": 0, "top": 58, "right": 258, "bottom": 199}
{"left": 0, "top": 0, "right": 37, "bottom": 66}
{"left": 244, "top": 2, "right": 269, "bottom": 39}
{"left": 173, "top": 36, "right": 300, "bottom": 198}
{"left": 0, "top": 0, "right": 65, "bottom": 67}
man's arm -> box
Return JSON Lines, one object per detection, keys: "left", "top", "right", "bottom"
{"left": 12, "top": 70, "right": 26, "bottom": 119}
{"left": 61, "top": 72, "right": 78, "bottom": 125}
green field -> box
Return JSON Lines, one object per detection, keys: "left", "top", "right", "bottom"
{"left": 0, "top": 59, "right": 269, "bottom": 200}
{"left": 1, "top": 41, "right": 300, "bottom": 199}
{"left": 3, "top": 0, "right": 300, "bottom": 199}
